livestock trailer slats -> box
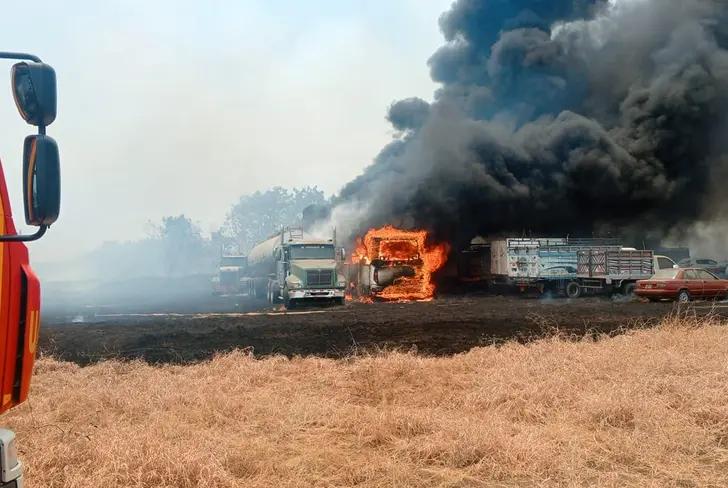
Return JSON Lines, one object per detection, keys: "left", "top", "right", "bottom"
{"left": 578, "top": 250, "right": 654, "bottom": 278}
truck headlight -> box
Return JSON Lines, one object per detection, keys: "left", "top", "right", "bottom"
{"left": 286, "top": 277, "right": 303, "bottom": 289}
{"left": 0, "top": 429, "right": 22, "bottom": 484}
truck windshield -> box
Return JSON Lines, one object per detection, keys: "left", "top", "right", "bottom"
{"left": 290, "top": 245, "right": 335, "bottom": 260}
{"left": 221, "top": 257, "right": 247, "bottom": 267}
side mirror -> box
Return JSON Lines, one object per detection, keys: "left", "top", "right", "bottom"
{"left": 12, "top": 62, "right": 56, "bottom": 127}
{"left": 23, "top": 135, "right": 60, "bottom": 226}
{"left": 339, "top": 247, "right": 346, "bottom": 262}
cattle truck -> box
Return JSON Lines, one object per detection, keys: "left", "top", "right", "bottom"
{"left": 569, "top": 249, "right": 677, "bottom": 298}
{"left": 488, "top": 238, "right": 623, "bottom": 294}
{"left": 247, "top": 228, "right": 346, "bottom": 308}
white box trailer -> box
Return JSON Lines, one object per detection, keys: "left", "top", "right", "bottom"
{"left": 490, "top": 238, "right": 546, "bottom": 282}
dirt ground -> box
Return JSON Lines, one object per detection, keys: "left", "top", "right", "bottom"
{"left": 39, "top": 294, "right": 721, "bottom": 365}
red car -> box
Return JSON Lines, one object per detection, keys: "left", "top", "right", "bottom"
{"left": 636, "top": 268, "right": 728, "bottom": 303}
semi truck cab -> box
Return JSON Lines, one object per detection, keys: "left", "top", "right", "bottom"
{"left": 211, "top": 255, "right": 248, "bottom": 296}
{"left": 248, "top": 228, "right": 346, "bottom": 308}
{"left": 277, "top": 241, "right": 346, "bottom": 306}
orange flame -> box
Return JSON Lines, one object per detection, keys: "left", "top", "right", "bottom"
{"left": 350, "top": 225, "right": 449, "bottom": 301}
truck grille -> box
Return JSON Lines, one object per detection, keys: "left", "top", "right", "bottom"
{"left": 307, "top": 270, "right": 333, "bottom": 287}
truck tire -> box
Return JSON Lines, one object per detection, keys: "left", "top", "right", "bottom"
{"left": 255, "top": 281, "right": 266, "bottom": 300}
{"left": 622, "top": 282, "right": 636, "bottom": 297}
{"left": 565, "top": 281, "right": 582, "bottom": 299}
{"left": 268, "top": 282, "right": 281, "bottom": 304}
{"left": 677, "top": 289, "right": 691, "bottom": 303}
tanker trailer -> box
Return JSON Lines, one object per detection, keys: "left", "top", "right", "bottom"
{"left": 247, "top": 227, "right": 347, "bottom": 308}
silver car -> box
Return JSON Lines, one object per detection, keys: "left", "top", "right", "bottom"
{"left": 678, "top": 258, "right": 728, "bottom": 278}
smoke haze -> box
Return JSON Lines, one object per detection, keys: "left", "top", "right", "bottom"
{"left": 334, "top": 0, "right": 728, "bottom": 252}
{"left": 0, "top": 0, "right": 451, "bottom": 265}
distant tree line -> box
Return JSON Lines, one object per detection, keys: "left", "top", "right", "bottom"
{"left": 219, "top": 186, "right": 326, "bottom": 253}
{"left": 42, "top": 186, "right": 328, "bottom": 282}
{"left": 147, "top": 186, "right": 327, "bottom": 276}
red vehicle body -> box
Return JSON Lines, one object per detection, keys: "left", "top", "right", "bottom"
{"left": 636, "top": 268, "right": 728, "bottom": 303}
{"left": 0, "top": 165, "right": 40, "bottom": 415}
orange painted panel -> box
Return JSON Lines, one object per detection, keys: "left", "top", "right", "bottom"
{"left": 0, "top": 160, "right": 38, "bottom": 414}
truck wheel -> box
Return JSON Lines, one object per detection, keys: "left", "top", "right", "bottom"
{"left": 255, "top": 282, "right": 266, "bottom": 300}
{"left": 677, "top": 290, "right": 691, "bottom": 303}
{"left": 565, "top": 281, "right": 582, "bottom": 299}
{"left": 268, "top": 283, "right": 280, "bottom": 304}
{"left": 623, "top": 283, "right": 636, "bottom": 297}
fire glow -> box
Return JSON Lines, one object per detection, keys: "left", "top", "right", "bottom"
{"left": 351, "top": 225, "right": 449, "bottom": 301}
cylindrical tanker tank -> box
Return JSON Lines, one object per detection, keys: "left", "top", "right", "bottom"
{"left": 247, "top": 234, "right": 281, "bottom": 276}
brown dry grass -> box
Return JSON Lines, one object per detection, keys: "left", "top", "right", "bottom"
{"left": 6, "top": 314, "right": 728, "bottom": 487}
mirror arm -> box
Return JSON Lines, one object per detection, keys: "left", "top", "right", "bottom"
{"left": 0, "top": 52, "right": 42, "bottom": 63}
{"left": 0, "top": 225, "right": 48, "bottom": 242}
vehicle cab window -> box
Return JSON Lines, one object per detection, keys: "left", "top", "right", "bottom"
{"left": 657, "top": 257, "right": 675, "bottom": 270}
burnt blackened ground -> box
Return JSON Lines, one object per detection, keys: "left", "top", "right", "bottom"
{"left": 38, "top": 295, "right": 718, "bottom": 366}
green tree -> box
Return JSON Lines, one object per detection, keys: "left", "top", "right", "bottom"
{"left": 152, "top": 215, "right": 215, "bottom": 275}
{"left": 222, "top": 187, "right": 326, "bottom": 252}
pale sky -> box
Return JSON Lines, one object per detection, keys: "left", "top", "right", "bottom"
{"left": 0, "top": 0, "right": 452, "bottom": 262}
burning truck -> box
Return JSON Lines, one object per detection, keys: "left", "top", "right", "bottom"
{"left": 347, "top": 226, "right": 448, "bottom": 301}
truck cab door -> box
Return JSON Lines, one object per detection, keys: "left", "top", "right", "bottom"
{"left": 656, "top": 256, "right": 676, "bottom": 272}
{"left": 276, "top": 248, "right": 286, "bottom": 287}
{"left": 0, "top": 163, "right": 40, "bottom": 414}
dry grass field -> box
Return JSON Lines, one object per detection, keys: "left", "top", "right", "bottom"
{"left": 8, "top": 313, "right": 728, "bottom": 487}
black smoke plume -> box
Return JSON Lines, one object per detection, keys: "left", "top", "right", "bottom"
{"left": 333, "top": 0, "right": 728, "bottom": 250}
